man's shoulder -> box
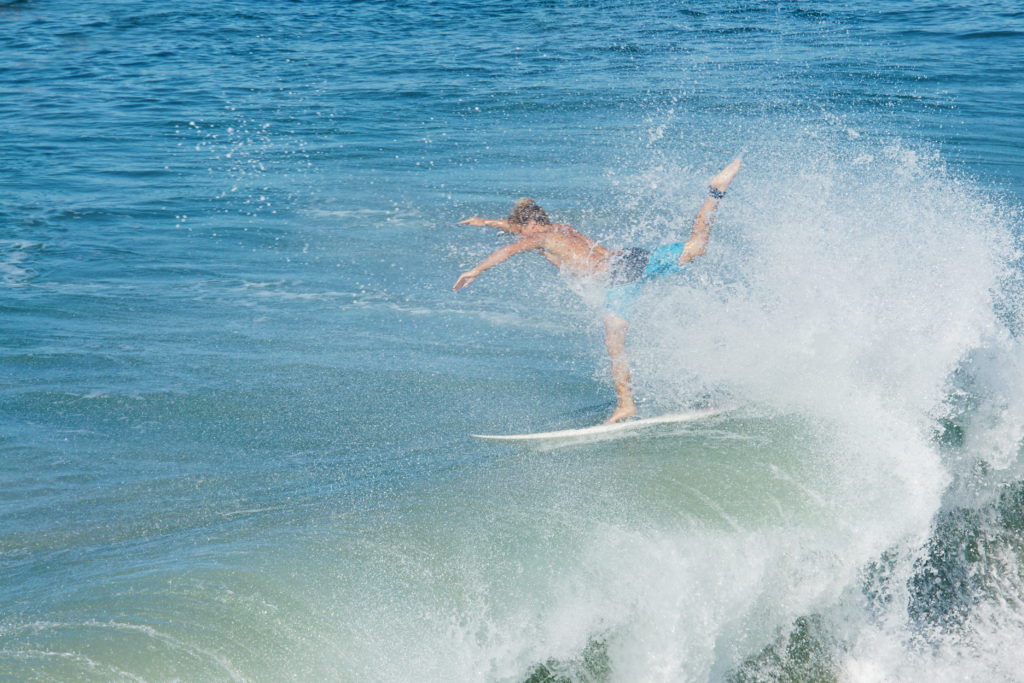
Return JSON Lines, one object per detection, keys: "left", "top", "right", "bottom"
{"left": 521, "top": 223, "right": 586, "bottom": 248}
{"left": 541, "top": 223, "right": 579, "bottom": 237}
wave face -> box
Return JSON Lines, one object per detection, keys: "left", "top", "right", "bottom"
{"left": 3, "top": 0, "right": 1024, "bottom": 681}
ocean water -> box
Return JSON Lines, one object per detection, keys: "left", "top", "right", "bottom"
{"left": 3, "top": 0, "right": 1024, "bottom": 680}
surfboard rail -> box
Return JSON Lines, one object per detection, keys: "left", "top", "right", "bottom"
{"left": 471, "top": 407, "right": 729, "bottom": 442}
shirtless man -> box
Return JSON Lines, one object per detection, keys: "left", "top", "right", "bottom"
{"left": 453, "top": 158, "right": 742, "bottom": 423}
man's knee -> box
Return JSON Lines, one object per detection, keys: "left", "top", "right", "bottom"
{"left": 603, "top": 313, "right": 629, "bottom": 334}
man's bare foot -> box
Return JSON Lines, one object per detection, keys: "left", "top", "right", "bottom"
{"left": 709, "top": 157, "right": 743, "bottom": 195}
{"left": 605, "top": 404, "right": 638, "bottom": 424}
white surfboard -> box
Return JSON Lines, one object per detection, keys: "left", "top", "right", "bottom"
{"left": 472, "top": 407, "right": 729, "bottom": 442}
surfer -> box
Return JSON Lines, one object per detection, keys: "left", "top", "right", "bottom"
{"left": 453, "top": 158, "right": 742, "bottom": 423}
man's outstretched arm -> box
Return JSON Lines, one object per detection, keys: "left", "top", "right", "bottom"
{"left": 453, "top": 236, "right": 542, "bottom": 291}
{"left": 459, "top": 216, "right": 510, "bottom": 229}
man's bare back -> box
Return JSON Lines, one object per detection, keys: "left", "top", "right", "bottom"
{"left": 521, "top": 223, "right": 615, "bottom": 278}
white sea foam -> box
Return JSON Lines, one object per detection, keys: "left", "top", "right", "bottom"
{"left": 600, "top": 132, "right": 1023, "bottom": 680}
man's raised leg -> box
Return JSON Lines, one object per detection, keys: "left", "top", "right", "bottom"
{"left": 603, "top": 313, "right": 637, "bottom": 423}
{"left": 678, "top": 158, "right": 743, "bottom": 267}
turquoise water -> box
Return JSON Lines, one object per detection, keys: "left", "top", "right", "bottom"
{"left": 3, "top": 1, "right": 1024, "bottom": 680}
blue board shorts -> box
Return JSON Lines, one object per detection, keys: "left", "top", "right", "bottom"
{"left": 604, "top": 242, "right": 688, "bottom": 319}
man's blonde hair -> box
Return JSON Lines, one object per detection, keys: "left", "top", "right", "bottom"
{"left": 508, "top": 198, "right": 550, "bottom": 226}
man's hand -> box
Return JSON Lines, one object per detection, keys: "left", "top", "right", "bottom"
{"left": 453, "top": 270, "right": 478, "bottom": 291}
{"left": 459, "top": 217, "right": 487, "bottom": 227}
